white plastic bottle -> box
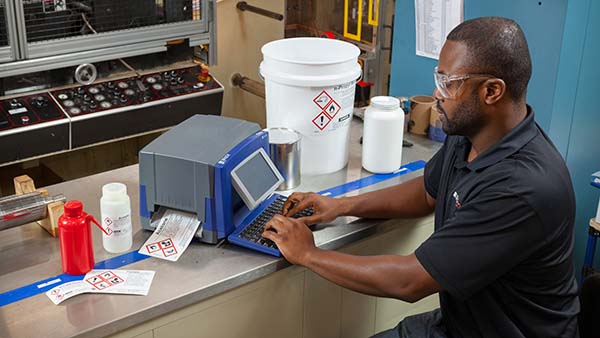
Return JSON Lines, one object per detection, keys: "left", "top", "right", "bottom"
{"left": 100, "top": 182, "right": 132, "bottom": 253}
{"left": 362, "top": 96, "right": 405, "bottom": 173}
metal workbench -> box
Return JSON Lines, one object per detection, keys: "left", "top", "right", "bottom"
{"left": 0, "top": 119, "right": 441, "bottom": 338}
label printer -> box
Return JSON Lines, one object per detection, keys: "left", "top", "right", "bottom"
{"left": 138, "top": 115, "right": 287, "bottom": 248}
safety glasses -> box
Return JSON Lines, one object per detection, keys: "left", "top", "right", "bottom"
{"left": 434, "top": 67, "right": 497, "bottom": 99}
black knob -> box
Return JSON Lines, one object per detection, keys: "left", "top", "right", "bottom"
{"left": 83, "top": 95, "right": 91, "bottom": 101}
{"left": 170, "top": 70, "right": 177, "bottom": 77}
{"left": 107, "top": 82, "right": 114, "bottom": 88}
{"left": 77, "top": 87, "right": 84, "bottom": 94}
{"left": 119, "top": 96, "right": 128, "bottom": 104}
{"left": 170, "top": 79, "right": 178, "bottom": 86}
{"left": 89, "top": 103, "right": 97, "bottom": 109}
{"left": 10, "top": 99, "right": 19, "bottom": 107}
{"left": 177, "top": 77, "right": 184, "bottom": 84}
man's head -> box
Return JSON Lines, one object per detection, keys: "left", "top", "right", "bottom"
{"left": 434, "top": 17, "right": 532, "bottom": 136}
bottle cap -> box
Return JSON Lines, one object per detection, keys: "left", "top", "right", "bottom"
{"left": 64, "top": 200, "right": 83, "bottom": 217}
{"left": 370, "top": 96, "right": 400, "bottom": 110}
{"left": 102, "top": 182, "right": 127, "bottom": 200}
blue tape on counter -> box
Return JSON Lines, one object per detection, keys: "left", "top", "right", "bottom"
{"left": 0, "top": 160, "right": 426, "bottom": 307}
{"left": 318, "top": 160, "right": 427, "bottom": 197}
{"left": 0, "top": 251, "right": 150, "bottom": 307}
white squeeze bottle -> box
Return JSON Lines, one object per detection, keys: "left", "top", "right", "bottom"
{"left": 362, "top": 96, "right": 405, "bottom": 174}
{"left": 100, "top": 182, "right": 133, "bottom": 253}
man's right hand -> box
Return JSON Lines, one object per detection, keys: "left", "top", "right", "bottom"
{"left": 282, "top": 192, "right": 345, "bottom": 225}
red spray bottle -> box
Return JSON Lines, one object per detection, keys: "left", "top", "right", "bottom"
{"left": 58, "top": 200, "right": 104, "bottom": 275}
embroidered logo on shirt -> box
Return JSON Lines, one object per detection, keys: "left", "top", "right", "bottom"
{"left": 453, "top": 191, "right": 462, "bottom": 209}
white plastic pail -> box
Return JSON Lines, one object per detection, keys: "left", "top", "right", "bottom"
{"left": 260, "top": 38, "right": 361, "bottom": 175}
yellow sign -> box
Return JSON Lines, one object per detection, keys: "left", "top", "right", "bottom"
{"left": 344, "top": 0, "right": 363, "bottom": 42}
{"left": 368, "top": 0, "right": 380, "bottom": 26}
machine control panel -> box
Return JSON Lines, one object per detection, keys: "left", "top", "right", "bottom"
{"left": 0, "top": 93, "right": 66, "bottom": 131}
{"left": 51, "top": 66, "right": 221, "bottom": 117}
{"left": 0, "top": 66, "right": 223, "bottom": 165}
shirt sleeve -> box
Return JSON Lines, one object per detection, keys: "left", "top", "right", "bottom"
{"left": 423, "top": 139, "right": 448, "bottom": 199}
{"left": 415, "top": 188, "right": 544, "bottom": 301}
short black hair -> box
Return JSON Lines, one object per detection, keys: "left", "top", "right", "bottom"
{"left": 447, "top": 17, "right": 532, "bottom": 100}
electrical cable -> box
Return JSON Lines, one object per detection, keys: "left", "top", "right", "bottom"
{"left": 81, "top": 13, "right": 140, "bottom": 77}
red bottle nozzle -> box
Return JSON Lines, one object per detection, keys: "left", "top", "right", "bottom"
{"left": 87, "top": 214, "right": 109, "bottom": 235}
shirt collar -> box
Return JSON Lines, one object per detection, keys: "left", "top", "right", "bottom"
{"left": 454, "top": 105, "right": 539, "bottom": 172}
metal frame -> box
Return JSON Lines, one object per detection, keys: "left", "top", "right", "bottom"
{"left": 2, "top": 0, "right": 216, "bottom": 74}
{"left": 372, "top": 0, "right": 390, "bottom": 96}
{"left": 0, "top": 0, "right": 18, "bottom": 63}
{"left": 0, "top": 40, "right": 171, "bottom": 77}
{"left": 208, "top": 0, "right": 217, "bottom": 65}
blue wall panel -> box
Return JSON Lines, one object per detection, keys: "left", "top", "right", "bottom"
{"left": 549, "top": 0, "right": 591, "bottom": 157}
{"left": 390, "top": 0, "right": 568, "bottom": 131}
{"left": 561, "top": 0, "right": 600, "bottom": 275}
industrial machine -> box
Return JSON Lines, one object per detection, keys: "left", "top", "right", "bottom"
{"left": 138, "top": 115, "right": 312, "bottom": 256}
{"left": 0, "top": 0, "right": 221, "bottom": 167}
{"left": 285, "top": 0, "right": 394, "bottom": 100}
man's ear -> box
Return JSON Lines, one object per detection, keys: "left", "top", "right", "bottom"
{"left": 482, "top": 78, "right": 506, "bottom": 105}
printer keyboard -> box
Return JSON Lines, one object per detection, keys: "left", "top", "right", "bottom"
{"left": 238, "top": 196, "right": 313, "bottom": 251}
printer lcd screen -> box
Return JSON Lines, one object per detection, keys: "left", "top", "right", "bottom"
{"left": 231, "top": 148, "right": 283, "bottom": 211}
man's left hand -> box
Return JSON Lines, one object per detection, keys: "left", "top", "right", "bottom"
{"left": 262, "top": 214, "right": 317, "bottom": 266}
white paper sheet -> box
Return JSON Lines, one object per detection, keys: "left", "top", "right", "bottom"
{"left": 415, "top": 0, "right": 464, "bottom": 59}
{"left": 46, "top": 270, "right": 155, "bottom": 305}
{"left": 138, "top": 207, "right": 201, "bottom": 262}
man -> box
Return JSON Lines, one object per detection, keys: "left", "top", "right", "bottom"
{"left": 262, "top": 17, "right": 580, "bottom": 338}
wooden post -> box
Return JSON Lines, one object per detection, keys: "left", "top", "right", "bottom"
{"left": 12, "top": 175, "right": 63, "bottom": 237}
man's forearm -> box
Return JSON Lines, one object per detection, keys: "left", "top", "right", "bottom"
{"left": 338, "top": 176, "right": 434, "bottom": 219}
{"left": 302, "top": 249, "right": 435, "bottom": 303}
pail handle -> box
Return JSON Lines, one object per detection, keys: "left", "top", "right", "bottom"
{"left": 355, "top": 68, "right": 364, "bottom": 83}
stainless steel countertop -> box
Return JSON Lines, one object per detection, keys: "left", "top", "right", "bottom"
{"left": 0, "top": 118, "right": 441, "bottom": 338}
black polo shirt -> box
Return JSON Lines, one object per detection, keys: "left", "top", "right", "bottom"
{"left": 415, "top": 107, "right": 580, "bottom": 338}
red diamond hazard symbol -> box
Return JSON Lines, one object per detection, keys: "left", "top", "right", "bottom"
{"left": 313, "top": 91, "right": 334, "bottom": 110}
{"left": 324, "top": 100, "right": 341, "bottom": 118}
{"left": 312, "top": 112, "right": 332, "bottom": 131}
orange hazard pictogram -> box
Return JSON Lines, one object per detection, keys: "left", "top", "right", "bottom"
{"left": 312, "top": 112, "right": 332, "bottom": 131}
{"left": 86, "top": 270, "right": 125, "bottom": 290}
{"left": 146, "top": 238, "right": 177, "bottom": 257}
{"left": 313, "top": 91, "right": 334, "bottom": 110}
{"left": 324, "top": 100, "right": 341, "bottom": 118}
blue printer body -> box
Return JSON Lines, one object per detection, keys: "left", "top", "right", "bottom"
{"left": 139, "top": 115, "right": 271, "bottom": 244}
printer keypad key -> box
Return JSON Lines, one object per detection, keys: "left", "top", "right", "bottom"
{"left": 238, "top": 196, "right": 313, "bottom": 251}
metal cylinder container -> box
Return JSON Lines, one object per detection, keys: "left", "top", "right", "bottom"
{"left": 0, "top": 192, "right": 66, "bottom": 231}
{"left": 267, "top": 128, "right": 301, "bottom": 191}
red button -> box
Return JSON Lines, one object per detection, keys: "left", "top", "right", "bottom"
{"left": 21, "top": 116, "right": 30, "bottom": 124}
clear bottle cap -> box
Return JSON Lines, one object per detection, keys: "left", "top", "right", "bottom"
{"left": 102, "top": 182, "right": 127, "bottom": 200}
{"left": 370, "top": 96, "right": 400, "bottom": 110}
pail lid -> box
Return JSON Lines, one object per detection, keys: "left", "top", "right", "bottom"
{"left": 261, "top": 38, "right": 360, "bottom": 65}
{"left": 370, "top": 96, "right": 400, "bottom": 110}
{"left": 102, "top": 183, "right": 127, "bottom": 200}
